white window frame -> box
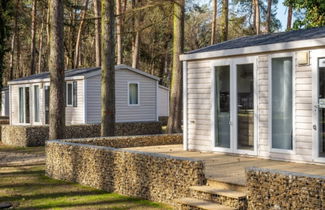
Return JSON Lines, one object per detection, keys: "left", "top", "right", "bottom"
{"left": 18, "top": 85, "right": 31, "bottom": 125}
{"left": 33, "top": 84, "right": 41, "bottom": 124}
{"left": 268, "top": 52, "right": 296, "bottom": 155}
{"left": 66, "top": 81, "right": 74, "bottom": 107}
{"left": 210, "top": 56, "right": 258, "bottom": 156}
{"left": 128, "top": 81, "right": 140, "bottom": 106}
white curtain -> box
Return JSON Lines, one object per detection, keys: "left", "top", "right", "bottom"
{"left": 272, "top": 57, "right": 293, "bottom": 150}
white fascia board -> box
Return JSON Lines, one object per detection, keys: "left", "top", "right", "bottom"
{"left": 8, "top": 76, "right": 85, "bottom": 85}
{"left": 180, "top": 37, "right": 325, "bottom": 61}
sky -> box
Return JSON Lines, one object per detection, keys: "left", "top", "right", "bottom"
{"left": 198, "top": 0, "right": 291, "bottom": 32}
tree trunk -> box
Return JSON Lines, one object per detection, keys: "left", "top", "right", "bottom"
{"left": 93, "top": 0, "right": 101, "bottom": 66}
{"left": 287, "top": 5, "right": 293, "bottom": 30}
{"left": 211, "top": 0, "right": 217, "bottom": 45}
{"left": 266, "top": 0, "right": 272, "bottom": 33}
{"left": 131, "top": 0, "right": 141, "bottom": 69}
{"left": 9, "top": 34, "right": 15, "bottom": 80}
{"left": 255, "top": 0, "right": 260, "bottom": 35}
{"left": 101, "top": 0, "right": 116, "bottom": 137}
{"left": 38, "top": 17, "right": 44, "bottom": 73}
{"left": 220, "top": 0, "right": 228, "bottom": 42}
{"left": 74, "top": 0, "right": 89, "bottom": 68}
{"left": 167, "top": 0, "right": 184, "bottom": 134}
{"left": 48, "top": 0, "right": 65, "bottom": 140}
{"left": 30, "top": 0, "right": 37, "bottom": 76}
{"left": 116, "top": 0, "right": 123, "bottom": 64}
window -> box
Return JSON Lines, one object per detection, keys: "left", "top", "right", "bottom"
{"left": 19, "top": 87, "right": 30, "bottom": 123}
{"left": 129, "top": 82, "right": 139, "bottom": 105}
{"left": 34, "top": 85, "right": 40, "bottom": 122}
{"left": 45, "top": 86, "right": 50, "bottom": 124}
{"left": 271, "top": 57, "right": 293, "bottom": 150}
{"left": 66, "top": 81, "right": 77, "bottom": 107}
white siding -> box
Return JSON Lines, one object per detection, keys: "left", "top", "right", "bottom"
{"left": 65, "top": 79, "right": 85, "bottom": 124}
{"left": 86, "top": 69, "right": 158, "bottom": 123}
{"left": 186, "top": 60, "right": 213, "bottom": 151}
{"left": 157, "top": 86, "right": 169, "bottom": 117}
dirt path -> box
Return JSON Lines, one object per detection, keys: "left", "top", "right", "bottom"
{"left": 0, "top": 143, "right": 45, "bottom": 167}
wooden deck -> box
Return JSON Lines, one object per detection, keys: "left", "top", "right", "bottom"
{"left": 129, "top": 144, "right": 325, "bottom": 186}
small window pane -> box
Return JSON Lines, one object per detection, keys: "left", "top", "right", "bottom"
{"left": 129, "top": 83, "right": 139, "bottom": 105}
{"left": 25, "top": 87, "right": 30, "bottom": 123}
{"left": 67, "top": 83, "right": 73, "bottom": 105}
{"left": 19, "top": 87, "right": 24, "bottom": 123}
{"left": 73, "top": 81, "right": 77, "bottom": 107}
{"left": 34, "top": 86, "right": 40, "bottom": 122}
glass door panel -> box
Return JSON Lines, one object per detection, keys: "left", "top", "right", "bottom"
{"left": 319, "top": 66, "right": 325, "bottom": 157}
{"left": 215, "top": 66, "right": 230, "bottom": 148}
{"left": 271, "top": 57, "right": 293, "bottom": 150}
{"left": 237, "top": 64, "right": 254, "bottom": 150}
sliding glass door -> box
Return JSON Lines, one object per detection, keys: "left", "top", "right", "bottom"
{"left": 237, "top": 64, "right": 254, "bottom": 151}
{"left": 213, "top": 58, "right": 256, "bottom": 154}
{"left": 214, "top": 66, "right": 231, "bottom": 148}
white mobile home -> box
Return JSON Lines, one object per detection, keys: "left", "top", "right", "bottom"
{"left": 181, "top": 26, "right": 325, "bottom": 163}
{"left": 8, "top": 64, "right": 165, "bottom": 125}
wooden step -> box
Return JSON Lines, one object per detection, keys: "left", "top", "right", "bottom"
{"left": 190, "top": 186, "right": 246, "bottom": 199}
{"left": 174, "top": 197, "right": 235, "bottom": 210}
{"left": 190, "top": 186, "right": 247, "bottom": 210}
{"left": 206, "top": 179, "right": 247, "bottom": 193}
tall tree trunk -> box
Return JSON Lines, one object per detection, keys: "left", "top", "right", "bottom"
{"left": 93, "top": 0, "right": 101, "bottom": 66}
{"left": 116, "top": 0, "right": 123, "bottom": 64}
{"left": 266, "top": 0, "right": 272, "bottom": 33}
{"left": 30, "top": 0, "right": 37, "bottom": 76}
{"left": 252, "top": 0, "right": 255, "bottom": 32}
{"left": 101, "top": 0, "right": 116, "bottom": 137}
{"left": 131, "top": 0, "right": 141, "bottom": 69}
{"left": 287, "top": 5, "right": 293, "bottom": 30}
{"left": 74, "top": 0, "right": 89, "bottom": 68}
{"left": 167, "top": 0, "right": 184, "bottom": 133}
{"left": 211, "top": 0, "right": 217, "bottom": 45}
{"left": 49, "top": 0, "right": 65, "bottom": 140}
{"left": 255, "top": 0, "right": 260, "bottom": 34}
{"left": 220, "top": 0, "right": 228, "bottom": 42}
{"left": 9, "top": 35, "right": 15, "bottom": 80}
{"left": 38, "top": 16, "right": 44, "bottom": 73}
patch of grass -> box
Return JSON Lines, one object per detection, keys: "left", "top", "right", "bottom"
{"left": 0, "top": 165, "right": 171, "bottom": 209}
{"left": 0, "top": 143, "right": 45, "bottom": 154}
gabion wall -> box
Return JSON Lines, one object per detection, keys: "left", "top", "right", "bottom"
{"left": 246, "top": 167, "right": 325, "bottom": 209}
{"left": 46, "top": 136, "right": 205, "bottom": 204}
{"left": 1, "top": 121, "right": 162, "bottom": 147}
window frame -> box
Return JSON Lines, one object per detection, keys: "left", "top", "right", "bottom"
{"left": 268, "top": 52, "right": 296, "bottom": 154}
{"left": 128, "top": 81, "right": 140, "bottom": 106}
{"left": 66, "top": 81, "right": 74, "bottom": 107}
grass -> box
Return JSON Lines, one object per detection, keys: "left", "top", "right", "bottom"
{"left": 0, "top": 144, "right": 172, "bottom": 209}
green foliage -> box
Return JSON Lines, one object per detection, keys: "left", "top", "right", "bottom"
{"left": 233, "top": 0, "right": 281, "bottom": 32}
{"left": 285, "top": 0, "right": 325, "bottom": 28}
